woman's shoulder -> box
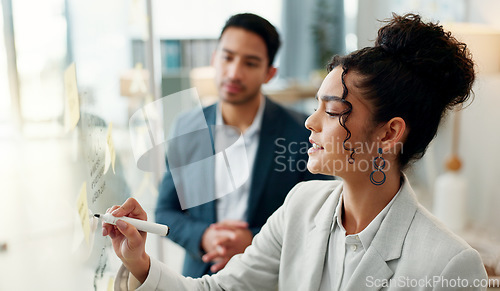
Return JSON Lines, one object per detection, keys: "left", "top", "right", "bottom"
{"left": 397, "top": 204, "right": 487, "bottom": 281}
{"left": 283, "top": 180, "right": 343, "bottom": 211}
{"left": 289, "top": 179, "right": 342, "bottom": 197}
{"left": 403, "top": 203, "right": 483, "bottom": 275}
{"left": 412, "top": 205, "right": 472, "bottom": 251}
{"left": 397, "top": 178, "right": 473, "bottom": 254}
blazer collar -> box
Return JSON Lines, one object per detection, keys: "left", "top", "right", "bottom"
{"left": 203, "top": 103, "right": 217, "bottom": 126}
{"left": 300, "top": 182, "right": 343, "bottom": 290}
{"left": 369, "top": 174, "right": 418, "bottom": 261}
{"left": 195, "top": 104, "right": 217, "bottom": 221}
{"left": 344, "top": 174, "right": 419, "bottom": 290}
{"left": 305, "top": 175, "right": 419, "bottom": 291}
{"left": 245, "top": 97, "right": 284, "bottom": 222}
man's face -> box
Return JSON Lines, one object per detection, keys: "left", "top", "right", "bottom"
{"left": 212, "top": 27, "right": 276, "bottom": 105}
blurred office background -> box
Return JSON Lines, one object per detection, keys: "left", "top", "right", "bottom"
{"left": 1, "top": 0, "right": 500, "bottom": 290}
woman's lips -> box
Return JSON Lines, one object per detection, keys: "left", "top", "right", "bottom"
{"left": 308, "top": 139, "right": 324, "bottom": 154}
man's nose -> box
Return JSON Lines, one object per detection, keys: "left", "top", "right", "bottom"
{"left": 227, "top": 61, "right": 243, "bottom": 80}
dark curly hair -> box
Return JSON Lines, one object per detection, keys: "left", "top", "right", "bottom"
{"left": 327, "top": 13, "right": 475, "bottom": 169}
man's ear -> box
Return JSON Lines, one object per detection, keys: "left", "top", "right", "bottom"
{"left": 264, "top": 66, "right": 277, "bottom": 83}
{"left": 379, "top": 117, "right": 407, "bottom": 152}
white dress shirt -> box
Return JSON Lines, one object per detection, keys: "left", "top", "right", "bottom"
{"left": 319, "top": 185, "right": 403, "bottom": 291}
{"left": 214, "top": 96, "right": 265, "bottom": 222}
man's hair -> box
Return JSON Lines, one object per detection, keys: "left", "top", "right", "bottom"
{"left": 219, "top": 13, "right": 281, "bottom": 66}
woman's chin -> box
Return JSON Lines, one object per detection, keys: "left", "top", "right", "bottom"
{"left": 307, "top": 160, "right": 336, "bottom": 177}
{"left": 307, "top": 162, "right": 324, "bottom": 175}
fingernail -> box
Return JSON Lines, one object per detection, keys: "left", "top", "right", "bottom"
{"left": 102, "top": 228, "right": 108, "bottom": 236}
{"left": 112, "top": 208, "right": 121, "bottom": 215}
{"left": 202, "top": 256, "right": 207, "bottom": 262}
{"left": 116, "top": 220, "right": 127, "bottom": 230}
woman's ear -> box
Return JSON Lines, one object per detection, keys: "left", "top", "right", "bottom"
{"left": 379, "top": 117, "right": 406, "bottom": 153}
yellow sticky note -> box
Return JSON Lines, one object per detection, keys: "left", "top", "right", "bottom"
{"left": 76, "top": 182, "right": 90, "bottom": 245}
{"left": 64, "top": 63, "right": 80, "bottom": 132}
{"left": 104, "top": 122, "right": 116, "bottom": 175}
{"left": 107, "top": 277, "right": 114, "bottom": 291}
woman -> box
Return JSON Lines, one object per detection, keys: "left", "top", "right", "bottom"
{"left": 104, "top": 14, "right": 487, "bottom": 290}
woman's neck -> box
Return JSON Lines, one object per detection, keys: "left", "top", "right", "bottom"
{"left": 340, "top": 169, "right": 402, "bottom": 235}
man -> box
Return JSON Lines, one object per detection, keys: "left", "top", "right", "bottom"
{"left": 155, "top": 13, "right": 330, "bottom": 278}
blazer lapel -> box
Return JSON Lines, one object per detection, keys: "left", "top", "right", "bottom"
{"left": 203, "top": 104, "right": 216, "bottom": 152}
{"left": 246, "top": 98, "right": 280, "bottom": 221}
{"left": 343, "top": 248, "right": 394, "bottom": 290}
{"left": 198, "top": 105, "right": 217, "bottom": 221}
{"left": 300, "top": 184, "right": 343, "bottom": 291}
{"left": 344, "top": 175, "right": 418, "bottom": 290}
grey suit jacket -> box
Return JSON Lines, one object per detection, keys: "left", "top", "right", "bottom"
{"left": 118, "top": 176, "right": 487, "bottom": 290}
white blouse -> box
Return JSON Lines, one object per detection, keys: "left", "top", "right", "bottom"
{"left": 319, "top": 186, "right": 402, "bottom": 291}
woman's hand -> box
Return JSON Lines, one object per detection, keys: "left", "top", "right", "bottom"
{"left": 102, "top": 198, "right": 150, "bottom": 283}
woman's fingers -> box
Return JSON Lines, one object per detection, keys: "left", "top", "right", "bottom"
{"left": 111, "top": 198, "right": 147, "bottom": 221}
{"left": 108, "top": 206, "right": 120, "bottom": 213}
{"left": 115, "top": 220, "right": 145, "bottom": 251}
{"left": 102, "top": 198, "right": 148, "bottom": 238}
{"left": 102, "top": 205, "right": 121, "bottom": 236}
{"left": 101, "top": 198, "right": 150, "bottom": 283}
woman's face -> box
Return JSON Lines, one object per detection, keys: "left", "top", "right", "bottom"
{"left": 305, "top": 67, "right": 377, "bottom": 177}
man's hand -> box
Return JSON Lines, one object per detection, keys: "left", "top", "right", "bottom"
{"left": 102, "top": 198, "right": 150, "bottom": 283}
{"left": 201, "top": 220, "right": 253, "bottom": 273}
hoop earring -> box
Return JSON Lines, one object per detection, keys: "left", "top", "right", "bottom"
{"left": 370, "top": 148, "right": 386, "bottom": 186}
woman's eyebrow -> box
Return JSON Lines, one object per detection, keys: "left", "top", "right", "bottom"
{"left": 315, "top": 95, "right": 343, "bottom": 102}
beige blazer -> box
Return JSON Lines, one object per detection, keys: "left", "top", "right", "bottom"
{"left": 117, "top": 177, "right": 487, "bottom": 290}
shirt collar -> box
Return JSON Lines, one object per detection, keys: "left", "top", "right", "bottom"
{"left": 332, "top": 180, "right": 404, "bottom": 250}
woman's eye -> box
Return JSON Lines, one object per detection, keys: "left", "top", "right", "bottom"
{"left": 325, "top": 111, "right": 339, "bottom": 117}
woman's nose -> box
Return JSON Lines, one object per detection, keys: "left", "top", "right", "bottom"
{"left": 305, "top": 111, "right": 320, "bottom": 132}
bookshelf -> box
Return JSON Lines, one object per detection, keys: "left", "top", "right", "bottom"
{"left": 132, "top": 38, "right": 217, "bottom": 96}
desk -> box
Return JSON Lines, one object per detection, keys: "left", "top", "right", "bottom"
{"left": 264, "top": 83, "right": 319, "bottom": 104}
